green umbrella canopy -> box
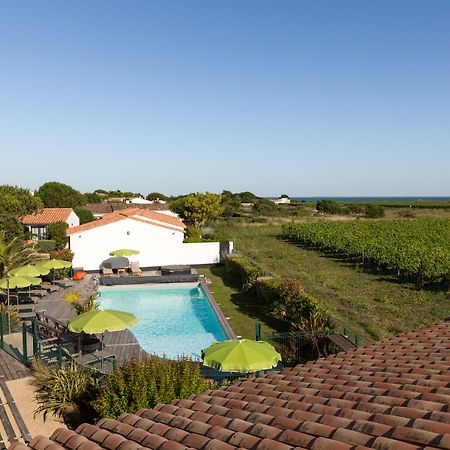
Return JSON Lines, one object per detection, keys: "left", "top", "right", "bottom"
{"left": 37, "top": 259, "right": 72, "bottom": 270}
{"left": 109, "top": 249, "right": 140, "bottom": 257}
{"left": 9, "top": 264, "right": 50, "bottom": 277}
{"left": 0, "top": 276, "right": 42, "bottom": 289}
{"left": 68, "top": 309, "right": 138, "bottom": 334}
{"left": 202, "top": 339, "right": 282, "bottom": 373}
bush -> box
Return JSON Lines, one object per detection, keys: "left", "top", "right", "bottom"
{"left": 93, "top": 356, "right": 208, "bottom": 419}
{"left": 255, "top": 277, "right": 280, "bottom": 309}
{"left": 36, "top": 240, "right": 56, "bottom": 252}
{"left": 316, "top": 199, "right": 342, "bottom": 215}
{"left": 47, "top": 221, "right": 68, "bottom": 250}
{"left": 184, "top": 226, "right": 202, "bottom": 243}
{"left": 31, "top": 360, "right": 99, "bottom": 429}
{"left": 74, "top": 207, "right": 95, "bottom": 225}
{"left": 365, "top": 204, "right": 385, "bottom": 218}
{"left": 225, "top": 255, "right": 262, "bottom": 292}
{"left": 49, "top": 249, "right": 74, "bottom": 262}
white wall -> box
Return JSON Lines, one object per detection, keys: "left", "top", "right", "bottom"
{"left": 69, "top": 218, "right": 227, "bottom": 270}
{"left": 67, "top": 211, "right": 80, "bottom": 228}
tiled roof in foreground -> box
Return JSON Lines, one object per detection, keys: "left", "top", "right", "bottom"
{"left": 10, "top": 319, "right": 450, "bottom": 450}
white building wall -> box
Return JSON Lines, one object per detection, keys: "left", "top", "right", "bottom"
{"left": 66, "top": 211, "right": 80, "bottom": 228}
{"left": 69, "top": 219, "right": 225, "bottom": 270}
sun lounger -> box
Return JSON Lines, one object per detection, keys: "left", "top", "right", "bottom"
{"left": 28, "top": 290, "right": 48, "bottom": 298}
{"left": 101, "top": 267, "right": 114, "bottom": 277}
{"left": 53, "top": 279, "right": 75, "bottom": 288}
{"left": 40, "top": 285, "right": 60, "bottom": 293}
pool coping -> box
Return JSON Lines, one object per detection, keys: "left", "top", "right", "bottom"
{"left": 199, "top": 282, "right": 236, "bottom": 340}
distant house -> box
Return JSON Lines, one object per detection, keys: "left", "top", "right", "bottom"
{"left": 22, "top": 208, "right": 80, "bottom": 241}
{"left": 272, "top": 195, "right": 291, "bottom": 205}
{"left": 67, "top": 208, "right": 230, "bottom": 270}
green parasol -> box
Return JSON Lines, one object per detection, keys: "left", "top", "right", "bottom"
{"left": 109, "top": 249, "right": 140, "bottom": 257}
{"left": 201, "top": 339, "right": 282, "bottom": 373}
{"left": 37, "top": 259, "right": 72, "bottom": 270}
{"left": 9, "top": 264, "right": 50, "bottom": 277}
{"left": 68, "top": 309, "right": 138, "bottom": 334}
{"left": 0, "top": 275, "right": 42, "bottom": 333}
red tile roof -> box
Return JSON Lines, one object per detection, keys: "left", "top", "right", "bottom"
{"left": 87, "top": 203, "right": 170, "bottom": 215}
{"left": 22, "top": 208, "right": 74, "bottom": 225}
{"left": 9, "top": 318, "right": 450, "bottom": 450}
{"left": 66, "top": 208, "right": 185, "bottom": 235}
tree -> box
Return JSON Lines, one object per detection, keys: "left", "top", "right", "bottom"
{"left": 365, "top": 204, "right": 385, "bottom": 218}
{"left": 0, "top": 235, "right": 44, "bottom": 277}
{"left": 174, "top": 193, "right": 223, "bottom": 230}
{"left": 0, "top": 185, "right": 43, "bottom": 217}
{"left": 74, "top": 208, "right": 95, "bottom": 225}
{"left": 238, "top": 191, "right": 259, "bottom": 203}
{"left": 316, "top": 199, "right": 342, "bottom": 215}
{"left": 0, "top": 214, "right": 24, "bottom": 241}
{"left": 36, "top": 182, "right": 86, "bottom": 208}
{"left": 47, "top": 221, "right": 68, "bottom": 250}
{"left": 82, "top": 192, "right": 102, "bottom": 204}
{"left": 146, "top": 192, "right": 169, "bottom": 202}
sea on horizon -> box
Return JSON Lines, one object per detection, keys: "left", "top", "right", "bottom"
{"left": 270, "top": 196, "right": 450, "bottom": 203}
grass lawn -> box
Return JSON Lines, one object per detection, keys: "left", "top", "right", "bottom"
{"left": 211, "top": 222, "right": 449, "bottom": 340}
{"left": 197, "top": 266, "right": 284, "bottom": 339}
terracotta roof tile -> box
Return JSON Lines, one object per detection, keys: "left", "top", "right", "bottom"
{"left": 10, "top": 319, "right": 450, "bottom": 450}
{"left": 67, "top": 207, "right": 184, "bottom": 235}
{"left": 22, "top": 208, "right": 73, "bottom": 225}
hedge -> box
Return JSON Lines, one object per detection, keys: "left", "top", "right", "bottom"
{"left": 225, "top": 255, "right": 262, "bottom": 292}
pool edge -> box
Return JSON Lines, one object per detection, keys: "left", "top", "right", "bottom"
{"left": 199, "top": 282, "right": 236, "bottom": 340}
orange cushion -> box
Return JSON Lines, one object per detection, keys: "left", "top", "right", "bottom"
{"left": 72, "top": 271, "right": 86, "bottom": 280}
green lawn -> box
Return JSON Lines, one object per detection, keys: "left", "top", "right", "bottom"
{"left": 197, "top": 266, "right": 284, "bottom": 339}
{"left": 210, "top": 222, "right": 449, "bottom": 340}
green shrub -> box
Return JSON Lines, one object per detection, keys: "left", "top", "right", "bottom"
{"left": 365, "top": 204, "right": 385, "bottom": 218}
{"left": 255, "top": 277, "right": 280, "bottom": 309}
{"left": 225, "top": 255, "right": 262, "bottom": 292}
{"left": 316, "top": 199, "right": 342, "bottom": 215}
{"left": 0, "top": 214, "right": 24, "bottom": 241}
{"left": 47, "top": 221, "right": 68, "bottom": 250}
{"left": 184, "top": 226, "right": 202, "bottom": 243}
{"left": 93, "top": 356, "right": 208, "bottom": 419}
{"left": 36, "top": 240, "right": 56, "bottom": 252}
{"left": 74, "top": 207, "right": 95, "bottom": 225}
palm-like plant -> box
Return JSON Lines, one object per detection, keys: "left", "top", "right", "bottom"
{"left": 0, "top": 235, "right": 46, "bottom": 277}
{"left": 31, "top": 359, "right": 99, "bottom": 428}
{"left": 65, "top": 292, "right": 100, "bottom": 315}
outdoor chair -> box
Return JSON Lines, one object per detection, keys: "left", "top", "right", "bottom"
{"left": 130, "top": 261, "right": 142, "bottom": 276}
{"left": 101, "top": 267, "right": 114, "bottom": 277}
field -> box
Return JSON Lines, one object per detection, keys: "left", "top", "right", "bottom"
{"left": 210, "top": 218, "right": 449, "bottom": 340}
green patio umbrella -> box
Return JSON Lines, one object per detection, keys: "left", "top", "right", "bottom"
{"left": 202, "top": 339, "right": 282, "bottom": 373}
{"left": 68, "top": 309, "right": 138, "bottom": 334}
{"left": 37, "top": 259, "right": 72, "bottom": 270}
{"left": 109, "top": 249, "right": 140, "bottom": 257}
{"left": 68, "top": 309, "right": 138, "bottom": 362}
{"left": 9, "top": 264, "right": 50, "bottom": 277}
{"left": 0, "top": 275, "right": 42, "bottom": 333}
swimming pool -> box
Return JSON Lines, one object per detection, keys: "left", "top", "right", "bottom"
{"left": 98, "top": 283, "right": 227, "bottom": 359}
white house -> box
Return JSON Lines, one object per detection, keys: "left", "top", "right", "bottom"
{"left": 22, "top": 208, "right": 80, "bottom": 241}
{"left": 67, "top": 208, "right": 230, "bottom": 270}
{"left": 272, "top": 196, "right": 291, "bottom": 205}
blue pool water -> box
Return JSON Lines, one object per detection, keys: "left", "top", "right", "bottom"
{"left": 98, "top": 284, "right": 227, "bottom": 359}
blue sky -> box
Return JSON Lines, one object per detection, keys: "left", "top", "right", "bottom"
{"left": 0, "top": 1, "right": 449, "bottom": 197}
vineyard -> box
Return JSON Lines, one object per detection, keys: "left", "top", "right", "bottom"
{"left": 282, "top": 219, "right": 450, "bottom": 284}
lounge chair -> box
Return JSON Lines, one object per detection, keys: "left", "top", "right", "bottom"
{"left": 130, "top": 261, "right": 142, "bottom": 276}
{"left": 101, "top": 267, "right": 114, "bottom": 277}
{"left": 53, "top": 279, "right": 75, "bottom": 288}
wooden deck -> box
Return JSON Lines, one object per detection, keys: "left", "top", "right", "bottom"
{"left": 0, "top": 351, "right": 29, "bottom": 382}
{"left": 34, "top": 274, "right": 148, "bottom": 364}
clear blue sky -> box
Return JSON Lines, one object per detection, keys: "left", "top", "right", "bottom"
{"left": 1, "top": 1, "right": 449, "bottom": 197}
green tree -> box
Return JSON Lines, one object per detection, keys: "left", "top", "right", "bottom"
{"left": 47, "top": 221, "right": 68, "bottom": 250}
{"left": 0, "top": 235, "right": 44, "bottom": 277}
{"left": 365, "top": 204, "right": 385, "bottom": 218}
{"left": 238, "top": 191, "right": 259, "bottom": 203}
{"left": 146, "top": 192, "right": 169, "bottom": 202}
{"left": 74, "top": 208, "right": 95, "bottom": 225}
{"left": 82, "top": 192, "right": 102, "bottom": 204}
{"left": 0, "top": 214, "right": 25, "bottom": 241}
{"left": 316, "top": 199, "right": 342, "bottom": 214}
{"left": 0, "top": 185, "right": 43, "bottom": 217}
{"left": 175, "top": 192, "right": 223, "bottom": 229}
{"left": 36, "top": 182, "right": 86, "bottom": 208}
